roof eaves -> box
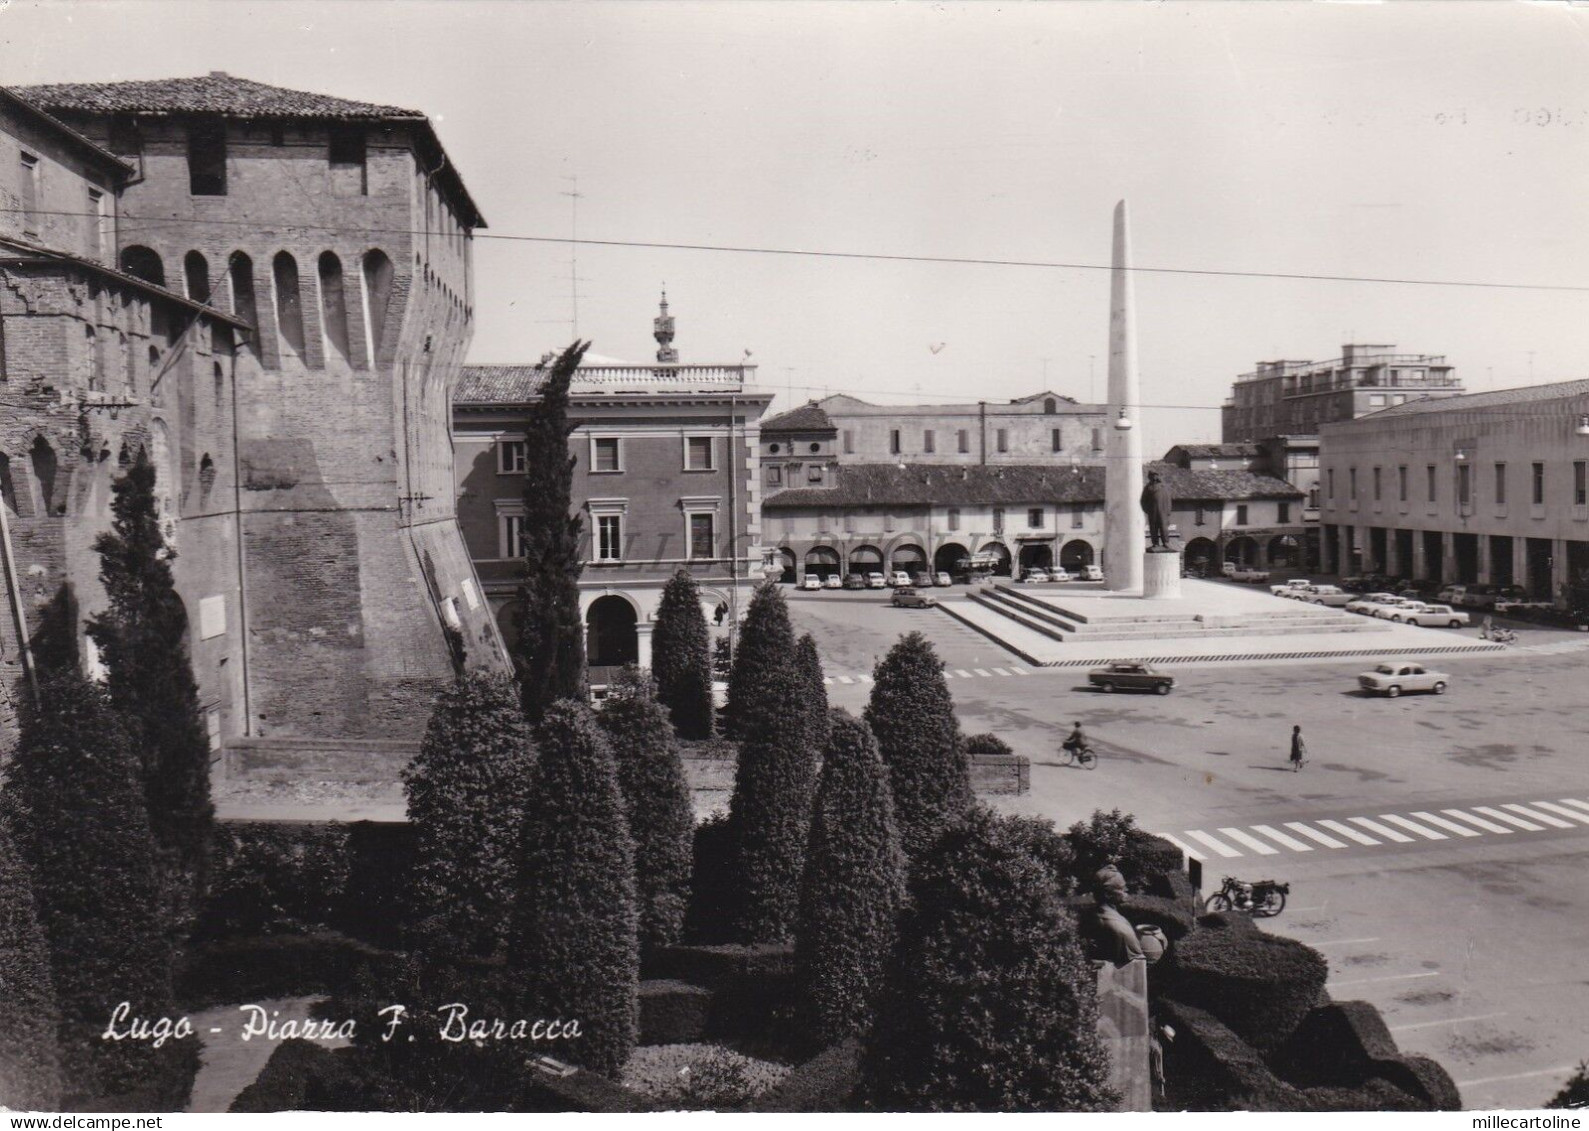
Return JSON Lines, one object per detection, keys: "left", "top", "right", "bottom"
{"left": 0, "top": 86, "right": 134, "bottom": 180}
{"left": 0, "top": 235, "right": 250, "bottom": 328}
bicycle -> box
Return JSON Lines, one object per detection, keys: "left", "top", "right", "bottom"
{"left": 1059, "top": 740, "right": 1099, "bottom": 770}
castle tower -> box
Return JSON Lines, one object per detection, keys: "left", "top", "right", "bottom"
{"left": 20, "top": 73, "right": 507, "bottom": 748}
{"left": 654, "top": 288, "right": 678, "bottom": 363}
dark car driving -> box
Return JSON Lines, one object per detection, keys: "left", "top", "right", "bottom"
{"left": 1088, "top": 661, "right": 1175, "bottom": 694}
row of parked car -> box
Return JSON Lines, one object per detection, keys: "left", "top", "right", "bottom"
{"left": 1020, "top": 565, "right": 1106, "bottom": 584}
{"left": 1271, "top": 579, "right": 1470, "bottom": 627}
{"left": 797, "top": 569, "right": 954, "bottom": 591}
{"left": 1340, "top": 576, "right": 1548, "bottom": 614}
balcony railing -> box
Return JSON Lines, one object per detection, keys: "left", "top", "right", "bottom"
{"left": 571, "top": 363, "right": 755, "bottom": 392}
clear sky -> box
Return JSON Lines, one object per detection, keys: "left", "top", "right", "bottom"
{"left": 6, "top": 1, "right": 1588, "bottom": 452}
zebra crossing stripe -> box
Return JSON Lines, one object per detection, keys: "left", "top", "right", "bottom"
{"left": 1184, "top": 829, "right": 1244, "bottom": 858}
{"left": 1218, "top": 827, "right": 1280, "bottom": 856}
{"left": 1410, "top": 811, "right": 1483, "bottom": 838}
{"left": 1284, "top": 822, "right": 1349, "bottom": 848}
{"left": 956, "top": 670, "right": 974, "bottom": 679}
{"left": 1010, "top": 666, "right": 1030, "bottom": 675}
{"left": 993, "top": 668, "right": 1012, "bottom": 676}
{"left": 1377, "top": 814, "right": 1448, "bottom": 841}
{"left": 837, "top": 676, "right": 854, "bottom": 685}
{"left": 1319, "top": 819, "right": 1380, "bottom": 846}
{"left": 1474, "top": 805, "right": 1543, "bottom": 832}
{"left": 1441, "top": 808, "right": 1513, "bottom": 834}
{"left": 1531, "top": 801, "right": 1589, "bottom": 826}
{"left": 973, "top": 669, "right": 992, "bottom": 677}
{"left": 1559, "top": 798, "right": 1589, "bottom": 816}
{"left": 1501, "top": 803, "right": 1574, "bottom": 829}
{"left": 1250, "top": 824, "right": 1314, "bottom": 852}
{"left": 822, "top": 677, "right": 834, "bottom": 686}
{"left": 1349, "top": 817, "right": 1415, "bottom": 844}
{"left": 1159, "top": 833, "right": 1205, "bottom": 862}
{"left": 860, "top": 674, "right": 874, "bottom": 683}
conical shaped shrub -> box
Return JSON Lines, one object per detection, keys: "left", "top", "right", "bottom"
{"left": 864, "top": 632, "right": 972, "bottom": 857}
{"left": 598, "top": 667, "right": 693, "bottom": 952}
{"left": 651, "top": 569, "right": 715, "bottom": 739}
{"left": 860, "top": 807, "right": 1116, "bottom": 1111}
{"left": 510, "top": 700, "right": 638, "bottom": 1077}
{"left": 796, "top": 633, "right": 830, "bottom": 755}
{"left": 403, "top": 671, "right": 537, "bottom": 955}
{"left": 0, "top": 819, "right": 62, "bottom": 1111}
{"left": 723, "top": 584, "right": 794, "bottom": 740}
{"left": 795, "top": 710, "right": 905, "bottom": 1048}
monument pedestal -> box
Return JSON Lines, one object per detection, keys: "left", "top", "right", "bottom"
{"left": 1142, "top": 550, "right": 1182, "bottom": 600}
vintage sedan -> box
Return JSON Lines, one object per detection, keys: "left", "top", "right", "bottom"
{"left": 934, "top": 571, "right": 954, "bottom": 587}
{"left": 890, "top": 585, "right": 936, "bottom": 609}
{"left": 1021, "top": 568, "right": 1051, "bottom": 584}
{"left": 823, "top": 573, "right": 843, "bottom": 589}
{"left": 800, "top": 574, "right": 823, "bottom": 591}
{"left": 1304, "top": 585, "right": 1353, "bottom": 607}
{"left": 1399, "top": 603, "right": 1470, "bottom": 628}
{"left": 866, "top": 572, "right": 887, "bottom": 589}
{"left": 1356, "top": 662, "right": 1450, "bottom": 697}
{"left": 1373, "top": 599, "right": 1430, "bottom": 620}
{"left": 1088, "top": 661, "right": 1175, "bottom": 695}
{"left": 843, "top": 573, "right": 868, "bottom": 590}
{"left": 1081, "top": 564, "right": 1105, "bottom": 582}
{"left": 1344, "top": 592, "right": 1400, "bottom": 615}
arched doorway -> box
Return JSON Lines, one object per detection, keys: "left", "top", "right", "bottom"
{"left": 934, "top": 542, "right": 969, "bottom": 575}
{"left": 1059, "top": 539, "right": 1095, "bottom": 570}
{"left": 1182, "top": 537, "right": 1218, "bottom": 576}
{"left": 979, "top": 541, "right": 1012, "bottom": 577}
{"left": 1224, "top": 536, "right": 1260, "bottom": 567}
{"left": 805, "top": 546, "right": 841, "bottom": 582}
{"left": 1267, "top": 534, "right": 1301, "bottom": 569}
{"left": 495, "top": 599, "right": 524, "bottom": 647}
{"left": 1018, "top": 542, "right": 1053, "bottom": 572}
{"left": 848, "top": 544, "right": 883, "bottom": 578}
{"left": 586, "top": 595, "right": 638, "bottom": 668}
{"left": 889, "top": 543, "right": 927, "bottom": 576}
{"left": 778, "top": 547, "right": 797, "bottom": 585}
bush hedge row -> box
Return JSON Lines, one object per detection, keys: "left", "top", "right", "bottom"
{"left": 1163, "top": 928, "right": 1329, "bottom": 1053}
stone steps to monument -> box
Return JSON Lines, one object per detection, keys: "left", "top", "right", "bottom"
{"left": 936, "top": 600, "right": 1058, "bottom": 667}
{"left": 971, "top": 588, "right": 1081, "bottom": 634}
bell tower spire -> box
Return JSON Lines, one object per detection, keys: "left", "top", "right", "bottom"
{"left": 653, "top": 287, "right": 678, "bottom": 363}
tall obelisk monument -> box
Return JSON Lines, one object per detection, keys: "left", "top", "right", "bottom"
{"left": 1103, "top": 200, "right": 1145, "bottom": 593}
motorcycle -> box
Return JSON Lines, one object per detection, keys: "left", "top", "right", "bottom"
{"left": 1203, "top": 876, "right": 1289, "bottom": 917}
{"left": 1480, "top": 625, "right": 1516, "bottom": 645}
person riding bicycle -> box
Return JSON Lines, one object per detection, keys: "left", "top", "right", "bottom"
{"left": 1063, "top": 721, "right": 1089, "bottom": 755}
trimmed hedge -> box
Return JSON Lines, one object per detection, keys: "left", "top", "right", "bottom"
{"left": 1548, "top": 1062, "right": 1589, "bottom": 1110}
{"left": 990, "top": 813, "right": 1077, "bottom": 895}
{"left": 963, "top": 733, "right": 1014, "bottom": 759}
{"left": 0, "top": 821, "right": 62, "bottom": 1111}
{"left": 1119, "top": 894, "right": 1196, "bottom": 941}
{"left": 1156, "top": 998, "right": 1305, "bottom": 1111}
{"left": 638, "top": 980, "right": 713, "bottom": 1046}
{"left": 179, "top": 932, "right": 400, "bottom": 1009}
{"left": 1163, "top": 927, "right": 1328, "bottom": 1053}
{"left": 860, "top": 807, "right": 1115, "bottom": 1111}
{"left": 795, "top": 710, "right": 906, "bottom": 1048}
{"left": 754, "top": 1038, "right": 862, "bottom": 1113}
{"left": 797, "top": 633, "right": 831, "bottom": 754}
{"left": 682, "top": 813, "right": 737, "bottom": 945}
{"left": 646, "top": 944, "right": 798, "bottom": 1044}
{"left": 229, "top": 1039, "right": 338, "bottom": 1112}
{"left": 1067, "top": 809, "right": 1185, "bottom": 893}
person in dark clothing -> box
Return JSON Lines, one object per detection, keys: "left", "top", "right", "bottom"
{"left": 1289, "top": 724, "right": 1307, "bottom": 771}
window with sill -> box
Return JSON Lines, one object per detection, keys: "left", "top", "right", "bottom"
{"left": 1027, "top": 507, "right": 1043, "bottom": 529}
{"left": 1533, "top": 462, "right": 1545, "bottom": 506}
{"left": 1278, "top": 502, "right": 1290, "bottom": 523}
{"left": 689, "top": 513, "right": 715, "bottom": 560}
{"left": 923, "top": 429, "right": 935, "bottom": 454}
{"left": 946, "top": 507, "right": 960, "bottom": 531}
{"left": 1427, "top": 465, "right": 1437, "bottom": 503}
{"left": 993, "top": 507, "right": 1005, "bottom": 533}
{"left": 1576, "top": 461, "right": 1587, "bottom": 506}
{"left": 592, "top": 437, "right": 621, "bottom": 472}
{"left": 596, "top": 515, "right": 623, "bottom": 561}
{"left": 686, "top": 436, "right": 714, "bottom": 471}
{"left": 890, "top": 429, "right": 901, "bottom": 455}
{"left": 957, "top": 429, "right": 969, "bottom": 454}
{"left": 996, "top": 428, "right": 1008, "bottom": 453}
{"left": 1235, "top": 504, "right": 1248, "bottom": 526}
{"left": 187, "top": 122, "right": 227, "bottom": 195}
{"left": 19, "top": 153, "right": 40, "bottom": 235}
{"left": 1051, "top": 428, "right": 1063, "bottom": 453}
{"left": 766, "top": 466, "right": 782, "bottom": 487}
{"left": 1494, "top": 463, "right": 1507, "bottom": 506}
{"left": 498, "top": 440, "right": 526, "bottom": 474}
{"left": 1398, "top": 466, "right": 1407, "bottom": 503}
{"left": 807, "top": 465, "right": 824, "bottom": 484}
{"left": 328, "top": 127, "right": 367, "bottom": 195}
{"left": 500, "top": 514, "right": 526, "bottom": 559}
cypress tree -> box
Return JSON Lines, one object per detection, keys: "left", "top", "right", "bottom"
{"left": 598, "top": 667, "right": 694, "bottom": 953}
{"left": 650, "top": 569, "right": 715, "bottom": 739}
{"left": 2, "top": 671, "right": 179, "bottom": 1105}
{"left": 86, "top": 450, "right": 213, "bottom": 906}
{"left": 864, "top": 632, "right": 972, "bottom": 858}
{"left": 796, "top": 632, "right": 831, "bottom": 755}
{"left": 510, "top": 700, "right": 638, "bottom": 1077}
{"left": 514, "top": 341, "right": 590, "bottom": 721}
{"left": 0, "top": 818, "right": 62, "bottom": 1112}
{"left": 795, "top": 710, "right": 905, "bottom": 1049}
{"left": 860, "top": 807, "right": 1116, "bottom": 1112}
{"left": 724, "top": 585, "right": 819, "bottom": 943}
{"left": 403, "top": 671, "right": 537, "bottom": 956}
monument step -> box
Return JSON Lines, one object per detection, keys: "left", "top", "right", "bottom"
{"left": 967, "top": 592, "right": 1070, "bottom": 641}
{"left": 972, "top": 589, "right": 1081, "bottom": 633}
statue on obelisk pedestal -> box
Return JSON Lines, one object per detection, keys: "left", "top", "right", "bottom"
{"left": 1102, "top": 200, "right": 1145, "bottom": 592}
{"left": 1141, "top": 470, "right": 1175, "bottom": 552}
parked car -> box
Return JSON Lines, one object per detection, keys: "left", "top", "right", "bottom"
{"left": 843, "top": 573, "right": 867, "bottom": 590}
{"left": 1049, "top": 566, "right": 1073, "bottom": 582}
{"left": 911, "top": 570, "right": 934, "bottom": 589}
{"left": 889, "top": 570, "right": 912, "bottom": 588}
{"left": 823, "top": 573, "right": 843, "bottom": 589}
{"left": 890, "top": 585, "right": 935, "bottom": 609}
{"left": 1229, "top": 565, "right": 1270, "bottom": 583}
{"left": 1344, "top": 592, "right": 1400, "bottom": 615}
{"left": 800, "top": 574, "right": 823, "bottom": 591}
{"left": 1088, "top": 661, "right": 1175, "bottom": 695}
{"left": 1438, "top": 584, "right": 1496, "bottom": 609}
{"left": 1021, "top": 568, "right": 1051, "bottom": 584}
{"left": 1374, "top": 599, "right": 1430, "bottom": 620}
{"left": 866, "top": 572, "right": 887, "bottom": 589}
{"left": 1081, "top": 564, "right": 1105, "bottom": 582}
{"left": 1356, "top": 661, "right": 1450, "bottom": 697}
{"left": 1492, "top": 587, "right": 1550, "bottom": 614}
{"left": 934, "top": 571, "right": 953, "bottom": 587}
{"left": 1399, "top": 603, "right": 1470, "bottom": 628}
{"left": 1271, "top": 579, "right": 1314, "bottom": 597}
{"left": 1220, "top": 562, "right": 1238, "bottom": 577}
{"left": 1304, "top": 585, "right": 1352, "bottom": 607}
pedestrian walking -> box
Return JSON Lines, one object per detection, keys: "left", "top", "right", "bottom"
{"left": 1289, "top": 724, "right": 1307, "bottom": 772}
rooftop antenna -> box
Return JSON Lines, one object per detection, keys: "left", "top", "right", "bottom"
{"left": 560, "top": 175, "right": 584, "bottom": 337}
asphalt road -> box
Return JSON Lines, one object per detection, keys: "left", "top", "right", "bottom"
{"left": 788, "top": 587, "right": 1589, "bottom": 1110}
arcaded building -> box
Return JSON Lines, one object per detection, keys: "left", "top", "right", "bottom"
{"left": 6, "top": 74, "right": 502, "bottom": 773}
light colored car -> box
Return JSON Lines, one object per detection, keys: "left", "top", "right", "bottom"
{"left": 1374, "top": 599, "right": 1430, "bottom": 620}
{"left": 1081, "top": 564, "right": 1105, "bottom": 582}
{"left": 1344, "top": 592, "right": 1399, "bottom": 615}
{"left": 1357, "top": 661, "right": 1450, "bottom": 697}
{"left": 1049, "top": 566, "right": 1073, "bottom": 582}
{"left": 1438, "top": 584, "right": 1496, "bottom": 609}
{"left": 801, "top": 574, "right": 823, "bottom": 590}
{"left": 1304, "top": 585, "right": 1352, "bottom": 607}
{"left": 1270, "top": 579, "right": 1313, "bottom": 597}
{"left": 1399, "top": 603, "right": 1470, "bottom": 628}
{"left": 1021, "top": 568, "right": 1051, "bottom": 584}
{"left": 866, "top": 572, "right": 886, "bottom": 589}
{"left": 823, "top": 573, "right": 843, "bottom": 589}
{"left": 1229, "top": 565, "right": 1270, "bottom": 583}
{"left": 889, "top": 570, "right": 912, "bottom": 588}
{"left": 934, "top": 571, "right": 953, "bottom": 587}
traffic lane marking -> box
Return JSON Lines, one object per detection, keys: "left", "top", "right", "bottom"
{"left": 1318, "top": 819, "right": 1380, "bottom": 846}
{"left": 1348, "top": 817, "right": 1415, "bottom": 843}
{"left": 1531, "top": 801, "right": 1589, "bottom": 826}
{"left": 1217, "top": 827, "right": 1280, "bottom": 855}
{"left": 1456, "top": 1064, "right": 1582, "bottom": 1089}
{"left": 1474, "top": 805, "right": 1544, "bottom": 832}
{"left": 1441, "top": 808, "right": 1513, "bottom": 834}
{"left": 1409, "top": 811, "right": 1483, "bottom": 837}
{"left": 1502, "top": 803, "right": 1574, "bottom": 829}
{"left": 1250, "top": 824, "right": 1314, "bottom": 852}
{"left": 1377, "top": 813, "right": 1448, "bottom": 840}
{"left": 1284, "top": 821, "right": 1349, "bottom": 848}
{"left": 1328, "top": 970, "right": 1441, "bottom": 988}
{"left": 1184, "top": 829, "right": 1243, "bottom": 858}
{"left": 1389, "top": 1012, "right": 1507, "bottom": 1034}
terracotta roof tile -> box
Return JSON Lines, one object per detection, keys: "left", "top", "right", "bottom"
{"left": 760, "top": 401, "right": 836, "bottom": 433}
{"left": 15, "top": 73, "right": 420, "bottom": 120}
{"left": 1364, "top": 378, "right": 1589, "bottom": 418}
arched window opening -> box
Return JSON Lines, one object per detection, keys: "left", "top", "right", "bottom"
{"left": 85, "top": 326, "right": 101, "bottom": 391}
{"left": 317, "top": 251, "right": 351, "bottom": 363}
{"left": 120, "top": 245, "right": 165, "bottom": 286}
{"left": 360, "top": 249, "right": 393, "bottom": 367}
{"left": 199, "top": 454, "right": 216, "bottom": 501}
{"left": 30, "top": 436, "right": 59, "bottom": 516}
{"left": 184, "top": 251, "right": 210, "bottom": 304}
{"left": 1045, "top": 398, "right": 1057, "bottom": 414}
{"left": 228, "top": 253, "right": 259, "bottom": 357}
{"left": 0, "top": 454, "right": 17, "bottom": 516}
{"left": 272, "top": 252, "right": 306, "bottom": 360}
